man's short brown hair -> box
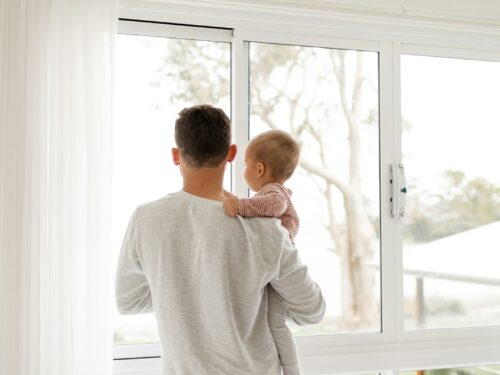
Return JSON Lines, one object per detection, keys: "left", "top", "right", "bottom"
{"left": 247, "top": 130, "right": 300, "bottom": 181}
{"left": 175, "top": 105, "right": 231, "bottom": 168}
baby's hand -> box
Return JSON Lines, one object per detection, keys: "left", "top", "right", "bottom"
{"left": 223, "top": 197, "right": 239, "bottom": 217}
{"left": 223, "top": 189, "right": 237, "bottom": 199}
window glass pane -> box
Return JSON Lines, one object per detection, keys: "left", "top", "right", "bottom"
{"left": 402, "top": 364, "right": 500, "bottom": 375}
{"left": 250, "top": 43, "right": 381, "bottom": 334}
{"left": 114, "top": 33, "right": 230, "bottom": 345}
{"left": 402, "top": 55, "right": 500, "bottom": 329}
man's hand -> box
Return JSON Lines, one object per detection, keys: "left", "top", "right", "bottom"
{"left": 224, "top": 197, "right": 239, "bottom": 217}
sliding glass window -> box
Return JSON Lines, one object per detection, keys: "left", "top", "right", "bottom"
{"left": 114, "top": 27, "right": 231, "bottom": 345}
{"left": 401, "top": 55, "right": 500, "bottom": 330}
{"left": 113, "top": 18, "right": 500, "bottom": 375}
{"left": 249, "top": 42, "right": 381, "bottom": 334}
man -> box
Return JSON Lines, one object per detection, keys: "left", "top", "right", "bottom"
{"left": 115, "top": 105, "right": 325, "bottom": 375}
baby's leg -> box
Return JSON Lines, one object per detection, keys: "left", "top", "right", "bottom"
{"left": 267, "top": 286, "right": 303, "bottom": 375}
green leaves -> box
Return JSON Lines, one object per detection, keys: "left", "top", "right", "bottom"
{"left": 405, "top": 170, "right": 500, "bottom": 243}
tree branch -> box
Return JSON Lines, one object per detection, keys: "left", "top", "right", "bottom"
{"left": 300, "top": 158, "right": 350, "bottom": 197}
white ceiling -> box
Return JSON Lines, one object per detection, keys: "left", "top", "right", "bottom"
{"left": 176, "top": 0, "right": 500, "bottom": 28}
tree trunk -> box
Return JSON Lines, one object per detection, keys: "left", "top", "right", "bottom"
{"left": 340, "top": 191, "right": 378, "bottom": 330}
{"left": 336, "top": 51, "right": 378, "bottom": 330}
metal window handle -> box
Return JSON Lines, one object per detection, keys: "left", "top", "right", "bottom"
{"left": 390, "top": 163, "right": 407, "bottom": 219}
{"left": 398, "top": 163, "right": 406, "bottom": 218}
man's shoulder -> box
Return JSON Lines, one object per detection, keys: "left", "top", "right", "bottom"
{"left": 134, "top": 191, "right": 185, "bottom": 220}
{"left": 137, "top": 191, "right": 178, "bottom": 208}
{"left": 237, "top": 215, "right": 289, "bottom": 244}
{"left": 133, "top": 192, "right": 289, "bottom": 242}
{"left": 239, "top": 215, "right": 281, "bottom": 227}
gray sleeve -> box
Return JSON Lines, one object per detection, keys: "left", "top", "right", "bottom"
{"left": 115, "top": 209, "right": 153, "bottom": 314}
{"left": 270, "top": 235, "right": 326, "bottom": 325}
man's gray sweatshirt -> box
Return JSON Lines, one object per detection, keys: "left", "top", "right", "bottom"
{"left": 115, "top": 190, "right": 326, "bottom": 375}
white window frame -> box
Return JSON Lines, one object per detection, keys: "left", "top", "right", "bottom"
{"left": 114, "top": 2, "right": 500, "bottom": 374}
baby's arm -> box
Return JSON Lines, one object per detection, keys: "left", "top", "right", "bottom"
{"left": 223, "top": 188, "right": 287, "bottom": 218}
{"left": 239, "top": 191, "right": 287, "bottom": 217}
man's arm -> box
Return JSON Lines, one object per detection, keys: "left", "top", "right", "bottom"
{"left": 270, "top": 234, "right": 326, "bottom": 325}
{"left": 115, "top": 209, "right": 153, "bottom": 314}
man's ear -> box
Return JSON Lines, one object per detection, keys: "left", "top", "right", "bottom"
{"left": 226, "top": 144, "right": 237, "bottom": 163}
{"left": 171, "top": 147, "right": 180, "bottom": 166}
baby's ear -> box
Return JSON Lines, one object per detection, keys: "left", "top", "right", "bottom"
{"left": 257, "top": 162, "right": 265, "bottom": 177}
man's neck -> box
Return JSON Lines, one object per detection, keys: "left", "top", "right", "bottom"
{"left": 182, "top": 167, "right": 226, "bottom": 202}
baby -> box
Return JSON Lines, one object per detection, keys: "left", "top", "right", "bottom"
{"left": 224, "top": 129, "right": 302, "bottom": 375}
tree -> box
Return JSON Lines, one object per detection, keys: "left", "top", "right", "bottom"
{"left": 154, "top": 40, "right": 380, "bottom": 330}
{"left": 405, "top": 170, "right": 500, "bottom": 243}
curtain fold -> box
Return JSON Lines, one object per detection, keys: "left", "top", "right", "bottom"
{"left": 0, "top": 1, "right": 117, "bottom": 374}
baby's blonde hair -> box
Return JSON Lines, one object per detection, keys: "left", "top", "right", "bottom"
{"left": 247, "top": 130, "right": 300, "bottom": 181}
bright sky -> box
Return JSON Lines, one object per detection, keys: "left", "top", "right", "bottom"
{"left": 402, "top": 55, "right": 500, "bottom": 187}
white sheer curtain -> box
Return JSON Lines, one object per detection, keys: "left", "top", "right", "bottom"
{"left": 0, "top": 1, "right": 117, "bottom": 374}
